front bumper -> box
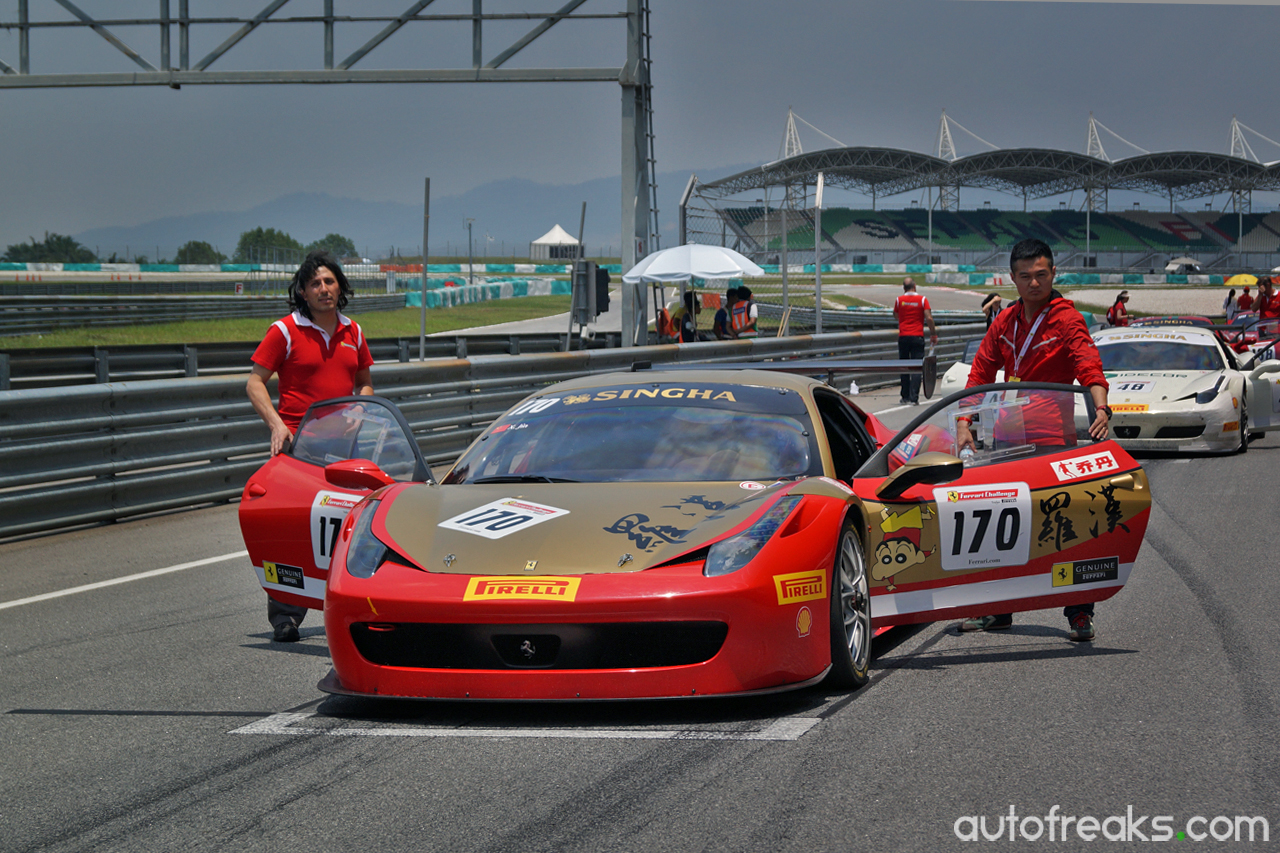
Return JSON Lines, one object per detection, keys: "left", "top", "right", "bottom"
{"left": 323, "top": 554, "right": 838, "bottom": 701}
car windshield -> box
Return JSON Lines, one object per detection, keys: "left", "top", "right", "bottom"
{"left": 291, "top": 399, "right": 425, "bottom": 482}
{"left": 444, "top": 381, "right": 819, "bottom": 484}
{"left": 1095, "top": 338, "right": 1223, "bottom": 371}
{"left": 859, "top": 384, "right": 1097, "bottom": 477}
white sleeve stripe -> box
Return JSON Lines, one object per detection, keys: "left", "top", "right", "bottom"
{"left": 272, "top": 319, "right": 292, "bottom": 359}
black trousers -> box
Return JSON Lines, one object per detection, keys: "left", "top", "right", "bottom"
{"left": 898, "top": 335, "right": 925, "bottom": 402}
{"left": 267, "top": 595, "right": 308, "bottom": 630}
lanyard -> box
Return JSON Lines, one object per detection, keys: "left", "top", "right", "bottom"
{"left": 1011, "top": 309, "right": 1048, "bottom": 379}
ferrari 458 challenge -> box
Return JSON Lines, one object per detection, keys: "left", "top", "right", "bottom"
{"left": 239, "top": 372, "right": 1151, "bottom": 701}
{"left": 1094, "top": 324, "right": 1280, "bottom": 453}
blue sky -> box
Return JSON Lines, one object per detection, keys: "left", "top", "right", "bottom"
{"left": 2, "top": 0, "right": 1279, "bottom": 250}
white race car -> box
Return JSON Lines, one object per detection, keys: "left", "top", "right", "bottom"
{"left": 939, "top": 339, "right": 1002, "bottom": 396}
{"left": 1094, "top": 325, "right": 1280, "bottom": 454}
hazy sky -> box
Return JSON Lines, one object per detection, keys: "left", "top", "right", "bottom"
{"left": 2, "top": 0, "right": 1279, "bottom": 249}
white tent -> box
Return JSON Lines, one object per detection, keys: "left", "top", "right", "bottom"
{"left": 529, "top": 224, "right": 582, "bottom": 261}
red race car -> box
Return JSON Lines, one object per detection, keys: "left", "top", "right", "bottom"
{"left": 239, "top": 373, "right": 1150, "bottom": 701}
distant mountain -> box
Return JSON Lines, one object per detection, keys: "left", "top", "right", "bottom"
{"left": 74, "top": 165, "right": 752, "bottom": 261}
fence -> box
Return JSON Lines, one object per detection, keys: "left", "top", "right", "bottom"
{"left": 0, "top": 326, "right": 982, "bottom": 540}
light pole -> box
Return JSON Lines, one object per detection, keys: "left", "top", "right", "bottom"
{"left": 465, "top": 218, "right": 475, "bottom": 286}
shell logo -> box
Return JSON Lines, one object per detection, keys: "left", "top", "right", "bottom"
{"left": 796, "top": 606, "right": 813, "bottom": 639}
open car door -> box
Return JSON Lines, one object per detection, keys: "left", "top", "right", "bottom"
{"left": 1240, "top": 319, "right": 1280, "bottom": 434}
{"left": 851, "top": 383, "right": 1151, "bottom": 629}
{"left": 239, "top": 396, "right": 432, "bottom": 611}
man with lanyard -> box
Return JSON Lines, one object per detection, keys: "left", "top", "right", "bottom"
{"left": 246, "top": 250, "right": 375, "bottom": 642}
{"left": 955, "top": 238, "right": 1111, "bottom": 641}
{"left": 893, "top": 277, "right": 938, "bottom": 405}
{"left": 730, "top": 285, "right": 759, "bottom": 337}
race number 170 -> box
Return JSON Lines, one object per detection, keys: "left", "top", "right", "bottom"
{"left": 932, "top": 483, "right": 1031, "bottom": 571}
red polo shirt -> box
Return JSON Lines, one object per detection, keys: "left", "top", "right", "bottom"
{"left": 251, "top": 311, "right": 374, "bottom": 430}
{"left": 894, "top": 292, "right": 930, "bottom": 337}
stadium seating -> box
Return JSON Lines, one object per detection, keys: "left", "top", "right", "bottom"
{"left": 1112, "top": 211, "right": 1223, "bottom": 251}
{"left": 826, "top": 209, "right": 917, "bottom": 251}
{"left": 962, "top": 211, "right": 1071, "bottom": 253}
{"left": 879, "top": 209, "right": 992, "bottom": 251}
{"left": 1037, "top": 211, "right": 1147, "bottom": 252}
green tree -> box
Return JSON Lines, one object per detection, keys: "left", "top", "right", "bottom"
{"left": 233, "top": 227, "right": 304, "bottom": 264}
{"left": 305, "top": 232, "right": 357, "bottom": 260}
{"left": 2, "top": 232, "right": 96, "bottom": 263}
{"left": 174, "top": 240, "right": 227, "bottom": 265}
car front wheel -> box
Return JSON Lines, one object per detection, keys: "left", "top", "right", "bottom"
{"left": 826, "top": 521, "right": 871, "bottom": 689}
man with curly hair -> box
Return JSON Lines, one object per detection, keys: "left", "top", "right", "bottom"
{"left": 246, "top": 250, "right": 374, "bottom": 641}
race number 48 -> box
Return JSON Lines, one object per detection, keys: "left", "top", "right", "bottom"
{"left": 932, "top": 483, "right": 1031, "bottom": 571}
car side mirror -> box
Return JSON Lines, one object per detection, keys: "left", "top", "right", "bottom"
{"left": 325, "top": 459, "right": 396, "bottom": 491}
{"left": 876, "top": 451, "right": 964, "bottom": 501}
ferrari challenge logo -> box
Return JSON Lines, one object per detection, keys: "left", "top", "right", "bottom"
{"left": 463, "top": 576, "right": 581, "bottom": 602}
{"left": 774, "top": 571, "right": 827, "bottom": 605}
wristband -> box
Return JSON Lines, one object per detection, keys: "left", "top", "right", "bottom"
{"left": 1098, "top": 405, "right": 1112, "bottom": 419}
{"left": 956, "top": 416, "right": 973, "bottom": 426}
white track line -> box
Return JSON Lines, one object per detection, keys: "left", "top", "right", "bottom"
{"left": 229, "top": 711, "right": 821, "bottom": 741}
{"left": 0, "top": 551, "right": 248, "bottom": 611}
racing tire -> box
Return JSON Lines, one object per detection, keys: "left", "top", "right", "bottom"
{"left": 825, "top": 522, "right": 871, "bottom": 689}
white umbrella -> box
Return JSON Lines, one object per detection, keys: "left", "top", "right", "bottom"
{"left": 622, "top": 243, "right": 764, "bottom": 284}
{"left": 1271, "top": 265, "right": 1280, "bottom": 274}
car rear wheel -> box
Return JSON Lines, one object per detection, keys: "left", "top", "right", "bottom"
{"left": 826, "top": 522, "right": 871, "bottom": 689}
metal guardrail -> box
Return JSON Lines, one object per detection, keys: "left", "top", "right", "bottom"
{"left": 0, "top": 293, "right": 408, "bottom": 337}
{"left": 0, "top": 332, "right": 596, "bottom": 390}
{"left": 0, "top": 326, "right": 982, "bottom": 540}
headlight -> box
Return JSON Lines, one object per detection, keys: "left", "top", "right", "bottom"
{"left": 344, "top": 501, "right": 391, "bottom": 579}
{"left": 1195, "top": 376, "right": 1225, "bottom": 405}
{"left": 703, "top": 496, "right": 802, "bottom": 577}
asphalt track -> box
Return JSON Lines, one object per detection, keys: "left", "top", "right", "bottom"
{"left": 2, "top": 386, "right": 1279, "bottom": 852}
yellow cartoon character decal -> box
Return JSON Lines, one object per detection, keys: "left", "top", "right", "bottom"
{"left": 874, "top": 505, "right": 936, "bottom": 591}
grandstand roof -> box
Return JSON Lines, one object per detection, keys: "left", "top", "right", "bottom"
{"left": 699, "top": 146, "right": 1280, "bottom": 203}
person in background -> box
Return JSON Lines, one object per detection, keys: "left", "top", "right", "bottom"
{"left": 980, "top": 292, "right": 1003, "bottom": 328}
{"left": 956, "top": 238, "right": 1110, "bottom": 642}
{"left": 892, "top": 277, "right": 938, "bottom": 405}
{"left": 246, "top": 250, "right": 374, "bottom": 642}
{"left": 679, "top": 291, "right": 701, "bottom": 343}
{"left": 1256, "top": 277, "right": 1280, "bottom": 321}
{"left": 1106, "top": 291, "right": 1130, "bottom": 327}
{"left": 1238, "top": 286, "right": 1254, "bottom": 313}
{"left": 1224, "top": 288, "right": 1238, "bottom": 323}
{"left": 730, "top": 285, "right": 759, "bottom": 337}
{"left": 713, "top": 287, "right": 738, "bottom": 340}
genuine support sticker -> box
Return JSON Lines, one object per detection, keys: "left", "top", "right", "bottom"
{"left": 439, "top": 498, "right": 569, "bottom": 540}
{"left": 463, "top": 576, "right": 581, "bottom": 601}
{"left": 263, "top": 561, "right": 306, "bottom": 590}
{"left": 1051, "top": 557, "right": 1119, "bottom": 587}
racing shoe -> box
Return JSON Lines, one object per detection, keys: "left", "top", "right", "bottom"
{"left": 273, "top": 622, "right": 300, "bottom": 643}
{"left": 959, "top": 614, "right": 1013, "bottom": 632}
{"left": 1068, "top": 612, "right": 1095, "bottom": 642}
